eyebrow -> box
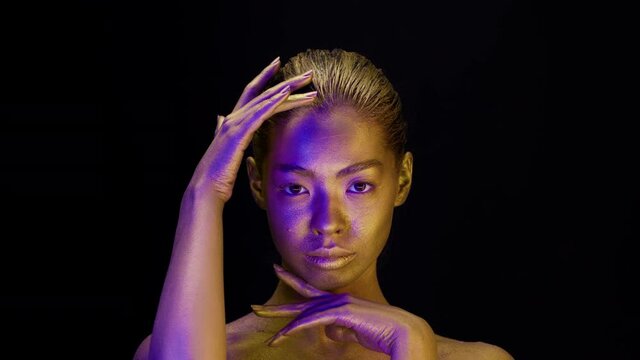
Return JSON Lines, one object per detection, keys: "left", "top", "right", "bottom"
{"left": 275, "top": 159, "right": 383, "bottom": 178}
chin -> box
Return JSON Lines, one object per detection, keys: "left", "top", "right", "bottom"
{"left": 302, "top": 265, "right": 361, "bottom": 292}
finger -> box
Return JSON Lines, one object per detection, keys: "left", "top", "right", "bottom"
{"left": 251, "top": 302, "right": 308, "bottom": 318}
{"left": 234, "top": 70, "right": 313, "bottom": 117}
{"left": 232, "top": 56, "right": 280, "bottom": 113}
{"left": 228, "top": 89, "right": 317, "bottom": 127}
{"left": 251, "top": 294, "right": 335, "bottom": 318}
{"left": 237, "top": 85, "right": 293, "bottom": 139}
{"left": 271, "top": 91, "right": 318, "bottom": 114}
{"left": 273, "top": 264, "right": 332, "bottom": 298}
{"left": 267, "top": 303, "right": 356, "bottom": 347}
{"left": 221, "top": 79, "right": 291, "bottom": 128}
{"left": 215, "top": 114, "right": 225, "bottom": 134}
{"left": 325, "top": 324, "right": 360, "bottom": 344}
{"left": 214, "top": 85, "right": 292, "bottom": 155}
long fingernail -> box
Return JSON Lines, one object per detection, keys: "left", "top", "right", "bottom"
{"left": 273, "top": 263, "right": 284, "bottom": 272}
{"left": 301, "top": 69, "right": 313, "bottom": 78}
{"left": 251, "top": 304, "right": 265, "bottom": 311}
{"left": 265, "top": 335, "right": 276, "bottom": 346}
{"left": 279, "top": 85, "right": 291, "bottom": 95}
{"left": 270, "top": 56, "right": 280, "bottom": 66}
{"left": 267, "top": 334, "right": 284, "bottom": 347}
{"left": 303, "top": 91, "right": 318, "bottom": 98}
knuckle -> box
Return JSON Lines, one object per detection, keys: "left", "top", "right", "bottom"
{"left": 216, "top": 122, "right": 230, "bottom": 136}
{"left": 343, "top": 302, "right": 356, "bottom": 314}
{"left": 219, "top": 118, "right": 238, "bottom": 133}
{"left": 227, "top": 127, "right": 242, "bottom": 141}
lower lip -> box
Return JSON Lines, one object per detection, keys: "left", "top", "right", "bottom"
{"left": 305, "top": 254, "right": 357, "bottom": 270}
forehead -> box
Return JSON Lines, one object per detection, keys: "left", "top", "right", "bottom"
{"left": 266, "top": 106, "right": 391, "bottom": 174}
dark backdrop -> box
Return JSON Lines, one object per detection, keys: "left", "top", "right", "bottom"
{"left": 1, "top": 1, "right": 633, "bottom": 359}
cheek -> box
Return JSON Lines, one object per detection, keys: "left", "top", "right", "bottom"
{"left": 353, "top": 191, "right": 396, "bottom": 249}
{"left": 266, "top": 202, "right": 306, "bottom": 246}
{"left": 355, "top": 206, "right": 393, "bottom": 243}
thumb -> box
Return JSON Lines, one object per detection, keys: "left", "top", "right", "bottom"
{"left": 216, "top": 115, "right": 225, "bottom": 133}
{"left": 324, "top": 325, "right": 360, "bottom": 344}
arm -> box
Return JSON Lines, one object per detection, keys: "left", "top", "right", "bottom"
{"left": 143, "top": 56, "right": 315, "bottom": 360}
{"left": 148, "top": 189, "right": 226, "bottom": 360}
{"left": 133, "top": 334, "right": 151, "bottom": 360}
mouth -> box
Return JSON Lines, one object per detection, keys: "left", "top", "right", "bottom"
{"left": 305, "top": 253, "right": 357, "bottom": 270}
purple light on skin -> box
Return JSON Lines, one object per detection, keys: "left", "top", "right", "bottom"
{"left": 255, "top": 104, "right": 404, "bottom": 302}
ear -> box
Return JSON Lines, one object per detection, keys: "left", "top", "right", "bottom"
{"left": 246, "top": 156, "right": 267, "bottom": 210}
{"left": 394, "top": 151, "right": 413, "bottom": 207}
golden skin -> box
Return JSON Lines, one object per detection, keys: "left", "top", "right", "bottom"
{"left": 245, "top": 104, "right": 414, "bottom": 354}
{"left": 133, "top": 56, "right": 514, "bottom": 359}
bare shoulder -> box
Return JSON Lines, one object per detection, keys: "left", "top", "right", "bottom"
{"left": 131, "top": 318, "right": 258, "bottom": 360}
{"left": 226, "top": 313, "right": 274, "bottom": 360}
{"left": 436, "top": 334, "right": 514, "bottom": 360}
{"left": 132, "top": 334, "right": 152, "bottom": 360}
{"left": 135, "top": 321, "right": 512, "bottom": 360}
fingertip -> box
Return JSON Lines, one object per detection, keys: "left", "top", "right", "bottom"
{"left": 215, "top": 115, "right": 225, "bottom": 131}
{"left": 265, "top": 334, "right": 278, "bottom": 346}
{"left": 265, "top": 56, "right": 279, "bottom": 69}
{"left": 267, "top": 334, "right": 285, "bottom": 347}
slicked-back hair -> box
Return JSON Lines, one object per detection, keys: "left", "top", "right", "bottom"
{"left": 251, "top": 48, "right": 407, "bottom": 176}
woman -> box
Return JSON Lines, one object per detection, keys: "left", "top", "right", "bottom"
{"left": 134, "top": 49, "right": 513, "bottom": 359}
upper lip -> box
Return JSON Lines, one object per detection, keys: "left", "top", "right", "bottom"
{"left": 306, "top": 248, "right": 355, "bottom": 258}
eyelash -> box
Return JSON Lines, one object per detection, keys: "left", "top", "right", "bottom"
{"left": 278, "top": 182, "right": 374, "bottom": 196}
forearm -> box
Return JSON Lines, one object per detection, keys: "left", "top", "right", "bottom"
{"left": 149, "top": 187, "right": 226, "bottom": 360}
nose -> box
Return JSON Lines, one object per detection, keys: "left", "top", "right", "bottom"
{"left": 310, "top": 190, "right": 348, "bottom": 237}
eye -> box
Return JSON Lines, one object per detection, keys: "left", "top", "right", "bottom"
{"left": 348, "top": 182, "right": 374, "bottom": 194}
{"left": 279, "top": 183, "right": 309, "bottom": 196}
{"left": 278, "top": 182, "right": 374, "bottom": 197}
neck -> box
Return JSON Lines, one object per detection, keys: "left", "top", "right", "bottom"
{"left": 262, "top": 260, "right": 389, "bottom": 352}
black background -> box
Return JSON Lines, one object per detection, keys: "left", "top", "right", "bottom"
{"left": 1, "top": 1, "right": 634, "bottom": 359}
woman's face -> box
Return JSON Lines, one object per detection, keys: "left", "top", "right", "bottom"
{"left": 248, "top": 105, "right": 412, "bottom": 291}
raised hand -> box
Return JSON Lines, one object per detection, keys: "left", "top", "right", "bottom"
{"left": 146, "top": 58, "right": 316, "bottom": 360}
{"left": 187, "top": 57, "right": 317, "bottom": 203}
{"left": 251, "top": 264, "right": 438, "bottom": 359}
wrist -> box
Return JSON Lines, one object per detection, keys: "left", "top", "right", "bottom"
{"left": 182, "top": 185, "right": 226, "bottom": 210}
